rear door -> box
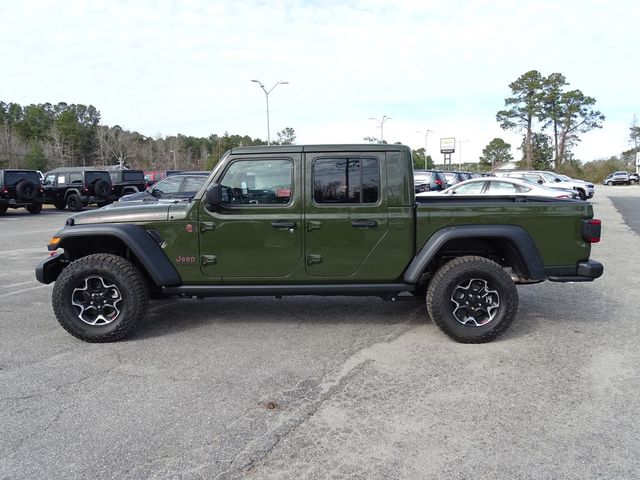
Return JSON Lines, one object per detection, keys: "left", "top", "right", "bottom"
{"left": 304, "top": 152, "right": 388, "bottom": 277}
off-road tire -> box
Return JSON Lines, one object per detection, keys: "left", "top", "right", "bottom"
{"left": 94, "top": 179, "right": 110, "bottom": 198}
{"left": 631, "top": 179, "right": 638, "bottom": 185}
{"left": 26, "top": 203, "right": 42, "bottom": 214}
{"left": 53, "top": 201, "right": 66, "bottom": 210}
{"left": 66, "top": 194, "right": 83, "bottom": 211}
{"left": 577, "top": 189, "right": 586, "bottom": 200}
{"left": 15, "top": 179, "right": 38, "bottom": 201}
{"left": 426, "top": 256, "right": 518, "bottom": 343}
{"left": 52, "top": 254, "right": 149, "bottom": 342}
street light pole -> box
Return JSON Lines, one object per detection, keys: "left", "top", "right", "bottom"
{"left": 417, "top": 129, "right": 434, "bottom": 169}
{"left": 251, "top": 79, "right": 289, "bottom": 145}
{"left": 369, "top": 115, "right": 392, "bottom": 142}
{"left": 458, "top": 140, "right": 469, "bottom": 169}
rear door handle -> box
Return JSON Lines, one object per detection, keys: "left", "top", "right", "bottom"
{"left": 351, "top": 220, "right": 377, "bottom": 228}
{"left": 271, "top": 221, "right": 296, "bottom": 230}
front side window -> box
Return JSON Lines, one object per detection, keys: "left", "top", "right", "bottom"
{"left": 313, "top": 158, "right": 379, "bottom": 204}
{"left": 219, "top": 159, "right": 292, "bottom": 205}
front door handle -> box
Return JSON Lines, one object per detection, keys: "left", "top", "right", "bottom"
{"left": 271, "top": 221, "right": 296, "bottom": 230}
{"left": 351, "top": 220, "right": 377, "bottom": 229}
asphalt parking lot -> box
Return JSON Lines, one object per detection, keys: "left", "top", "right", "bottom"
{"left": 1, "top": 186, "right": 639, "bottom": 479}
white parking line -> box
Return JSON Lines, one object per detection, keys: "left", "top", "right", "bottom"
{"left": 0, "top": 284, "right": 50, "bottom": 299}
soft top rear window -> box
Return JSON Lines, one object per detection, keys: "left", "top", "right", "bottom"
{"left": 4, "top": 171, "right": 40, "bottom": 185}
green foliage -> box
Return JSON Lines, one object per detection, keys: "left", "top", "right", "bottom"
{"left": 518, "top": 133, "right": 553, "bottom": 170}
{"left": 411, "top": 148, "right": 434, "bottom": 169}
{"left": 497, "top": 71, "right": 604, "bottom": 167}
{"left": 24, "top": 142, "right": 47, "bottom": 171}
{"left": 582, "top": 157, "right": 627, "bottom": 183}
{"left": 497, "top": 70, "right": 545, "bottom": 167}
{"left": 274, "top": 127, "right": 296, "bottom": 145}
{"left": 479, "top": 138, "right": 513, "bottom": 167}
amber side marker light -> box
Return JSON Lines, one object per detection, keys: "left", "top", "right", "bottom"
{"left": 47, "top": 236, "right": 61, "bottom": 250}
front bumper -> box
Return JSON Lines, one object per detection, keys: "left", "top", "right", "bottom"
{"left": 35, "top": 251, "right": 68, "bottom": 284}
{"left": 547, "top": 260, "right": 604, "bottom": 282}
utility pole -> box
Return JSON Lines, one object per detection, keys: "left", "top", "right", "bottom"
{"left": 251, "top": 79, "right": 289, "bottom": 145}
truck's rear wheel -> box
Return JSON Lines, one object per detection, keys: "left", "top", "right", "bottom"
{"left": 66, "top": 194, "right": 83, "bottom": 211}
{"left": 426, "top": 256, "right": 518, "bottom": 343}
{"left": 52, "top": 254, "right": 149, "bottom": 342}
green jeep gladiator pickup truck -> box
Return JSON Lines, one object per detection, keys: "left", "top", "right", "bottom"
{"left": 36, "top": 144, "right": 603, "bottom": 343}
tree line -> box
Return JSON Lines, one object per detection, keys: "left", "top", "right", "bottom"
{"left": 0, "top": 101, "right": 296, "bottom": 173}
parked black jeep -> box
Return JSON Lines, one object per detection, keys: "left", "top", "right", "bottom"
{"left": 0, "top": 169, "right": 44, "bottom": 214}
{"left": 42, "top": 167, "right": 116, "bottom": 211}
{"left": 107, "top": 169, "right": 147, "bottom": 199}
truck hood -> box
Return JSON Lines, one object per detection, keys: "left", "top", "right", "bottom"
{"left": 67, "top": 201, "right": 192, "bottom": 225}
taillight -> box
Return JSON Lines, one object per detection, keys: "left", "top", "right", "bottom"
{"left": 1, "top": 186, "right": 7, "bottom": 194}
{"left": 435, "top": 179, "right": 443, "bottom": 186}
{"left": 82, "top": 186, "right": 89, "bottom": 193}
{"left": 582, "top": 218, "right": 601, "bottom": 243}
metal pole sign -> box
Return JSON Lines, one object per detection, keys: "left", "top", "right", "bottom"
{"left": 440, "top": 137, "right": 456, "bottom": 154}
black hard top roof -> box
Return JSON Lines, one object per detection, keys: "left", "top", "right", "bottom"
{"left": 229, "top": 144, "right": 409, "bottom": 154}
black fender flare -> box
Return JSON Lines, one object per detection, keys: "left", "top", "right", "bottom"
{"left": 403, "top": 225, "right": 547, "bottom": 283}
{"left": 43, "top": 223, "right": 182, "bottom": 286}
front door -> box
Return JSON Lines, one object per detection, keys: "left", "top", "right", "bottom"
{"left": 199, "top": 155, "right": 302, "bottom": 280}
{"left": 305, "top": 153, "right": 388, "bottom": 278}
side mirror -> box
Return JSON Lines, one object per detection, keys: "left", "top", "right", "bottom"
{"left": 555, "top": 178, "right": 561, "bottom": 182}
{"left": 205, "top": 183, "right": 223, "bottom": 208}
{"left": 537, "top": 180, "right": 543, "bottom": 184}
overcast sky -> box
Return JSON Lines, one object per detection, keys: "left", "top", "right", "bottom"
{"left": 1, "top": 0, "right": 638, "bottom": 164}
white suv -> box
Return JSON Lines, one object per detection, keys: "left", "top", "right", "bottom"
{"left": 499, "top": 170, "right": 593, "bottom": 200}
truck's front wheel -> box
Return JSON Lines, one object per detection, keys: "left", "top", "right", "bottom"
{"left": 52, "top": 254, "right": 149, "bottom": 342}
{"left": 426, "top": 256, "right": 518, "bottom": 343}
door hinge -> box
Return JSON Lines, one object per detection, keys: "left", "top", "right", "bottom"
{"left": 200, "top": 222, "right": 216, "bottom": 233}
{"left": 307, "top": 254, "right": 323, "bottom": 265}
{"left": 201, "top": 255, "right": 217, "bottom": 266}
{"left": 307, "top": 221, "right": 322, "bottom": 232}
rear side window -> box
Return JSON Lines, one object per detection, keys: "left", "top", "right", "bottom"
{"left": 313, "top": 158, "right": 379, "bottom": 204}
{"left": 85, "top": 171, "right": 110, "bottom": 184}
{"left": 123, "top": 171, "right": 145, "bottom": 182}
{"left": 4, "top": 171, "right": 40, "bottom": 186}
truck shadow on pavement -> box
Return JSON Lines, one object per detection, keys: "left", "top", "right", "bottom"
{"left": 134, "top": 295, "right": 428, "bottom": 340}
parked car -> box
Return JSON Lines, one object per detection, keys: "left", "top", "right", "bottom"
{"left": 602, "top": 171, "right": 630, "bottom": 186}
{"left": 42, "top": 167, "right": 116, "bottom": 211}
{"left": 628, "top": 172, "right": 639, "bottom": 185}
{"left": 0, "top": 169, "right": 44, "bottom": 214}
{"left": 413, "top": 170, "right": 447, "bottom": 193}
{"left": 416, "top": 177, "right": 578, "bottom": 199}
{"left": 108, "top": 169, "right": 147, "bottom": 198}
{"left": 143, "top": 170, "right": 184, "bottom": 184}
{"left": 442, "top": 171, "right": 471, "bottom": 186}
{"left": 117, "top": 172, "right": 210, "bottom": 203}
{"left": 554, "top": 174, "right": 596, "bottom": 198}
{"left": 498, "top": 170, "right": 592, "bottom": 200}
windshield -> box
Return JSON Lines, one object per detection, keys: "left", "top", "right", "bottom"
{"left": 540, "top": 172, "right": 561, "bottom": 182}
